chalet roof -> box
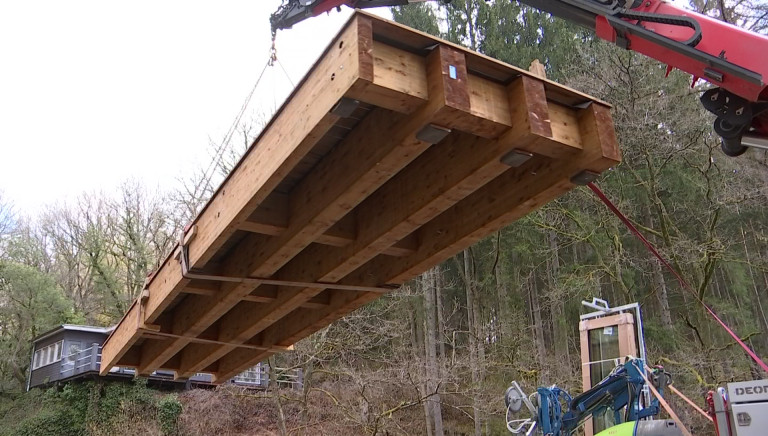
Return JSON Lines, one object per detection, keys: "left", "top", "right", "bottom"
{"left": 34, "top": 324, "right": 114, "bottom": 344}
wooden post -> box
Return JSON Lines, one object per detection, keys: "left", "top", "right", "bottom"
{"left": 90, "top": 343, "right": 101, "bottom": 373}
{"left": 579, "top": 313, "right": 637, "bottom": 436}
{"left": 528, "top": 59, "right": 547, "bottom": 79}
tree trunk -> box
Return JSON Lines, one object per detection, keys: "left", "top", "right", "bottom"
{"left": 436, "top": 267, "right": 447, "bottom": 360}
{"left": 410, "top": 289, "right": 432, "bottom": 436}
{"left": 423, "top": 268, "right": 444, "bottom": 436}
{"left": 645, "top": 204, "right": 673, "bottom": 328}
{"left": 462, "top": 249, "right": 483, "bottom": 436}
{"left": 268, "top": 356, "right": 288, "bottom": 436}
{"left": 493, "top": 231, "right": 510, "bottom": 346}
{"left": 529, "top": 273, "right": 547, "bottom": 371}
{"left": 547, "top": 227, "right": 570, "bottom": 366}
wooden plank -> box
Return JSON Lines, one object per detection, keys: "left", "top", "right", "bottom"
{"left": 144, "top": 18, "right": 367, "bottom": 321}
{"left": 212, "top": 104, "right": 620, "bottom": 381}
{"left": 99, "top": 300, "right": 141, "bottom": 374}
{"left": 128, "top": 20, "right": 468, "bottom": 375}
{"left": 138, "top": 281, "right": 257, "bottom": 372}
{"left": 184, "top": 18, "right": 369, "bottom": 272}
{"left": 100, "top": 252, "right": 190, "bottom": 374}
{"left": 144, "top": 43, "right": 472, "bottom": 375}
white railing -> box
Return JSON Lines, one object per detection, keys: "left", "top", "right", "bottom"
{"left": 231, "top": 364, "right": 303, "bottom": 390}
{"left": 232, "top": 363, "right": 269, "bottom": 387}
{"left": 58, "top": 346, "right": 301, "bottom": 389}
{"left": 60, "top": 344, "right": 101, "bottom": 377}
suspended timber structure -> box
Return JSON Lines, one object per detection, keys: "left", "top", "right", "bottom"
{"left": 101, "top": 11, "right": 621, "bottom": 383}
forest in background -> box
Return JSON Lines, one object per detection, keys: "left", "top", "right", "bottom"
{"left": 1, "top": 1, "right": 768, "bottom": 434}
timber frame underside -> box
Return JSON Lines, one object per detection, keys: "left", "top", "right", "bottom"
{"left": 101, "top": 11, "right": 621, "bottom": 383}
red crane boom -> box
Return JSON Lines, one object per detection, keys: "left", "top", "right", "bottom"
{"left": 271, "top": 0, "right": 768, "bottom": 156}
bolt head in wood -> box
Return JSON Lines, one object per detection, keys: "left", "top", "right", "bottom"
{"left": 500, "top": 149, "right": 534, "bottom": 167}
{"left": 416, "top": 124, "right": 451, "bottom": 144}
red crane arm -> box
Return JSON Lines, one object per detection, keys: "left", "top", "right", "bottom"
{"left": 594, "top": 1, "right": 767, "bottom": 103}
{"left": 271, "top": 0, "right": 768, "bottom": 155}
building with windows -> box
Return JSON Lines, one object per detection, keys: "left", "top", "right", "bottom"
{"left": 27, "top": 324, "right": 301, "bottom": 392}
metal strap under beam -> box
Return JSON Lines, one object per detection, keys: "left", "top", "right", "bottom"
{"left": 176, "top": 230, "right": 398, "bottom": 294}
{"left": 137, "top": 328, "right": 293, "bottom": 352}
{"left": 183, "top": 270, "right": 397, "bottom": 294}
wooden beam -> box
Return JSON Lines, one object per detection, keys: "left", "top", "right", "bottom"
{"left": 178, "top": 78, "right": 591, "bottom": 377}
{"left": 100, "top": 16, "right": 376, "bottom": 374}
{"left": 182, "top": 283, "right": 328, "bottom": 309}
{"left": 346, "top": 38, "right": 429, "bottom": 114}
{"left": 174, "top": 44, "right": 499, "bottom": 377}
{"left": 237, "top": 199, "right": 415, "bottom": 257}
{"left": 212, "top": 103, "right": 619, "bottom": 381}
{"left": 143, "top": 42, "right": 475, "bottom": 376}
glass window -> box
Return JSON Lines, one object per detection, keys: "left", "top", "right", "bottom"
{"left": 32, "top": 341, "right": 65, "bottom": 370}
{"left": 588, "top": 326, "right": 620, "bottom": 432}
{"left": 67, "top": 343, "right": 81, "bottom": 363}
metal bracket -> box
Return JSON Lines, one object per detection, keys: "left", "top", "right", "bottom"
{"left": 416, "top": 124, "right": 451, "bottom": 144}
{"left": 500, "top": 149, "right": 534, "bottom": 167}
{"left": 571, "top": 170, "right": 600, "bottom": 185}
{"left": 330, "top": 97, "right": 360, "bottom": 117}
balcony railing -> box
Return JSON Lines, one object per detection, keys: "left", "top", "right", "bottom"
{"left": 60, "top": 344, "right": 102, "bottom": 377}
{"left": 58, "top": 346, "right": 301, "bottom": 389}
{"left": 232, "top": 363, "right": 303, "bottom": 390}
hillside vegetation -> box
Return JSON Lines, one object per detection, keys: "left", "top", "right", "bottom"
{"left": 1, "top": 1, "right": 768, "bottom": 435}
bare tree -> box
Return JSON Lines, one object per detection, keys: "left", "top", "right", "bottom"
{"left": 0, "top": 192, "right": 15, "bottom": 254}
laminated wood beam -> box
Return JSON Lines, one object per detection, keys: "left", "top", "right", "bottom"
{"left": 101, "top": 16, "right": 373, "bottom": 374}
{"left": 177, "top": 78, "right": 576, "bottom": 377}
{"left": 181, "top": 284, "right": 329, "bottom": 309}
{"left": 175, "top": 44, "right": 504, "bottom": 377}
{"left": 212, "top": 103, "right": 619, "bottom": 381}
{"left": 138, "top": 42, "right": 474, "bottom": 375}
{"left": 237, "top": 198, "right": 414, "bottom": 256}
{"left": 189, "top": 93, "right": 603, "bottom": 380}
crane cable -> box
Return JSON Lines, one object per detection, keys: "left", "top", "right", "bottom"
{"left": 198, "top": 37, "right": 293, "bottom": 198}
{"left": 198, "top": 58, "right": 270, "bottom": 197}
{"left": 586, "top": 182, "right": 768, "bottom": 375}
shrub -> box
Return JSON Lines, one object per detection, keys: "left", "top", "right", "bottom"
{"left": 12, "top": 408, "right": 83, "bottom": 436}
{"left": 157, "top": 395, "right": 182, "bottom": 435}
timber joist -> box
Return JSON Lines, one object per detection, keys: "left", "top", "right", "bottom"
{"left": 100, "top": 11, "right": 620, "bottom": 382}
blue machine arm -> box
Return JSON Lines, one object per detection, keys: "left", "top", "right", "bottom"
{"left": 536, "top": 359, "right": 669, "bottom": 435}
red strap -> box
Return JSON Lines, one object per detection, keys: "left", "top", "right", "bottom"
{"left": 587, "top": 182, "right": 768, "bottom": 374}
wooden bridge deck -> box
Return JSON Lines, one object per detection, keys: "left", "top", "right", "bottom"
{"left": 100, "top": 11, "right": 620, "bottom": 383}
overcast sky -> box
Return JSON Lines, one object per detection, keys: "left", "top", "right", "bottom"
{"left": 0, "top": 1, "right": 390, "bottom": 215}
